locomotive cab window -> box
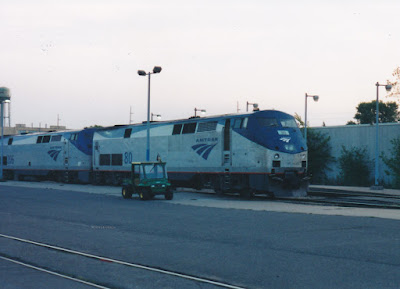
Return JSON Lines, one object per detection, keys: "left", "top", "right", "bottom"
{"left": 257, "top": 117, "right": 279, "bottom": 127}
{"left": 36, "top": 136, "right": 43, "bottom": 143}
{"left": 124, "top": 128, "right": 132, "bottom": 138}
{"left": 182, "top": 123, "right": 197, "bottom": 134}
{"left": 70, "top": 133, "right": 78, "bottom": 141}
{"left": 8, "top": 138, "right": 13, "bottom": 145}
{"left": 242, "top": 117, "right": 248, "bottom": 129}
{"left": 42, "top": 135, "right": 51, "bottom": 143}
{"left": 172, "top": 124, "right": 182, "bottom": 135}
{"left": 280, "top": 118, "right": 298, "bottom": 128}
{"left": 233, "top": 118, "right": 243, "bottom": 129}
{"left": 51, "top": 135, "right": 62, "bottom": 142}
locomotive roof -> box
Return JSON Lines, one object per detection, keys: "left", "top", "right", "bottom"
{"left": 3, "top": 127, "right": 96, "bottom": 138}
{"left": 97, "top": 109, "right": 290, "bottom": 132}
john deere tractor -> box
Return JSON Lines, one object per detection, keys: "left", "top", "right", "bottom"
{"left": 121, "top": 161, "right": 173, "bottom": 201}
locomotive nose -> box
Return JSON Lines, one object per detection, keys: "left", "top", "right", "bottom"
{"left": 283, "top": 171, "right": 301, "bottom": 189}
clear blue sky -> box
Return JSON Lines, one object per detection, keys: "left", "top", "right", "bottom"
{"left": 1, "top": 0, "right": 400, "bottom": 129}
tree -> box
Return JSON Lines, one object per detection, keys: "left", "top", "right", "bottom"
{"left": 307, "top": 130, "right": 335, "bottom": 184}
{"left": 294, "top": 112, "right": 304, "bottom": 127}
{"left": 353, "top": 100, "right": 399, "bottom": 124}
{"left": 387, "top": 66, "right": 400, "bottom": 99}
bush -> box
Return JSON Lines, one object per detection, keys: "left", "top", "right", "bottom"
{"left": 338, "top": 146, "right": 371, "bottom": 186}
{"left": 381, "top": 138, "right": 400, "bottom": 188}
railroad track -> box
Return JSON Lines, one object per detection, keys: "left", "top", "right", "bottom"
{"left": 191, "top": 188, "right": 400, "bottom": 209}
{"left": 278, "top": 189, "right": 400, "bottom": 209}
{"left": 0, "top": 233, "right": 245, "bottom": 289}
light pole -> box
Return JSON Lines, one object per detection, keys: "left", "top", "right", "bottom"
{"left": 304, "top": 93, "right": 319, "bottom": 142}
{"left": 151, "top": 113, "right": 161, "bottom": 121}
{"left": 138, "top": 66, "right": 162, "bottom": 161}
{"left": 0, "top": 87, "right": 11, "bottom": 181}
{"left": 194, "top": 108, "right": 206, "bottom": 117}
{"left": 246, "top": 101, "right": 258, "bottom": 112}
{"left": 373, "top": 82, "right": 392, "bottom": 189}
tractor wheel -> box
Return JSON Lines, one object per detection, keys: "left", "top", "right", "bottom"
{"left": 139, "top": 191, "right": 150, "bottom": 201}
{"left": 165, "top": 192, "right": 173, "bottom": 200}
{"left": 122, "top": 187, "right": 132, "bottom": 199}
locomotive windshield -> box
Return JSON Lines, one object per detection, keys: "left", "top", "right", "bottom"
{"left": 280, "top": 118, "right": 298, "bottom": 128}
{"left": 257, "top": 117, "right": 298, "bottom": 128}
{"left": 257, "top": 117, "right": 279, "bottom": 127}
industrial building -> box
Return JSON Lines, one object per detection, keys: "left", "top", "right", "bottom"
{"left": 3, "top": 124, "right": 67, "bottom": 136}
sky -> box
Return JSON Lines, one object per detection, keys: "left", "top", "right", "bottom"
{"left": 1, "top": 0, "right": 400, "bottom": 129}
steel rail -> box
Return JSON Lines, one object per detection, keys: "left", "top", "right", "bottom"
{"left": 0, "top": 255, "right": 112, "bottom": 289}
{"left": 0, "top": 233, "right": 246, "bottom": 289}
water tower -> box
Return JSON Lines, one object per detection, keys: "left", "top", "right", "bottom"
{"left": 0, "top": 87, "right": 11, "bottom": 180}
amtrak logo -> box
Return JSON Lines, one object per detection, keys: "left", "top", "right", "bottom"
{"left": 280, "top": 137, "right": 291, "bottom": 143}
{"left": 48, "top": 148, "right": 62, "bottom": 161}
{"left": 192, "top": 143, "right": 217, "bottom": 160}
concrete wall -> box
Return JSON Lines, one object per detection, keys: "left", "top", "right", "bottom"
{"left": 313, "top": 123, "right": 400, "bottom": 186}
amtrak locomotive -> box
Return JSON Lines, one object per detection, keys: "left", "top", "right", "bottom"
{"left": 2, "top": 128, "right": 96, "bottom": 183}
{"left": 2, "top": 110, "right": 309, "bottom": 197}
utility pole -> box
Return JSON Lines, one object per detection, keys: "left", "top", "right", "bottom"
{"left": 129, "top": 106, "right": 134, "bottom": 124}
{"left": 57, "top": 114, "right": 61, "bottom": 129}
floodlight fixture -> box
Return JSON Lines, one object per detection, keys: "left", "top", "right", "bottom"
{"left": 194, "top": 108, "right": 206, "bottom": 117}
{"left": 304, "top": 93, "right": 320, "bottom": 143}
{"left": 153, "top": 66, "right": 162, "bottom": 73}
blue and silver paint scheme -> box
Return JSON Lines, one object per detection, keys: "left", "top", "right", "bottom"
{"left": 2, "top": 128, "right": 96, "bottom": 182}
{"left": 93, "top": 110, "right": 308, "bottom": 196}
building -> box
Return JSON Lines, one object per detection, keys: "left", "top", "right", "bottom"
{"left": 3, "top": 124, "right": 67, "bottom": 136}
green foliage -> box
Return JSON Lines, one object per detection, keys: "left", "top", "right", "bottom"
{"left": 354, "top": 100, "right": 399, "bottom": 124}
{"left": 294, "top": 113, "right": 304, "bottom": 127}
{"left": 381, "top": 138, "right": 400, "bottom": 188}
{"left": 307, "top": 130, "right": 335, "bottom": 184}
{"left": 294, "top": 113, "right": 334, "bottom": 184}
{"left": 338, "top": 146, "right": 371, "bottom": 186}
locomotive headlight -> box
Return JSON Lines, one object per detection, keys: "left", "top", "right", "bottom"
{"left": 274, "top": 154, "right": 280, "bottom": 159}
{"left": 301, "top": 154, "right": 306, "bottom": 160}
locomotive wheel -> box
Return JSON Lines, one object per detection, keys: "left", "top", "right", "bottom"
{"left": 122, "top": 187, "right": 132, "bottom": 199}
{"left": 215, "top": 188, "right": 224, "bottom": 196}
{"left": 239, "top": 189, "right": 254, "bottom": 200}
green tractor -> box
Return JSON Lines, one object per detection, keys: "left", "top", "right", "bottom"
{"left": 121, "top": 161, "right": 173, "bottom": 200}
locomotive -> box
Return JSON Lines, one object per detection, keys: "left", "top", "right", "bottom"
{"left": 2, "top": 110, "right": 309, "bottom": 197}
